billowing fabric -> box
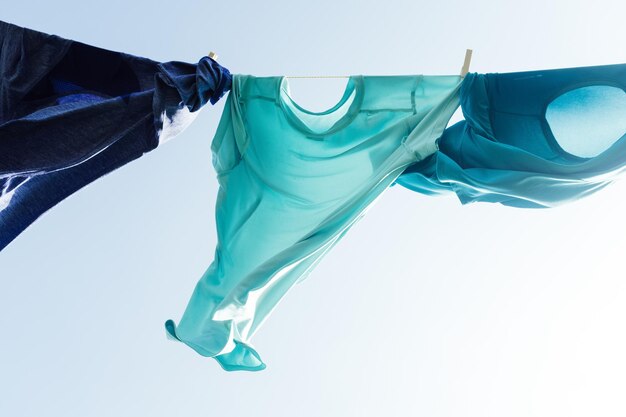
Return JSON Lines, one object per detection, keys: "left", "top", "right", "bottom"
{"left": 396, "top": 63, "right": 626, "bottom": 208}
{"left": 0, "top": 19, "right": 231, "bottom": 250}
{"left": 165, "top": 74, "right": 463, "bottom": 371}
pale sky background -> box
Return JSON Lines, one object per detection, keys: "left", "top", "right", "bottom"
{"left": 2, "top": 1, "right": 626, "bottom": 416}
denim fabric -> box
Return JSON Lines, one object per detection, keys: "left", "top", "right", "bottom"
{"left": 0, "top": 19, "right": 231, "bottom": 250}
{"left": 397, "top": 63, "right": 626, "bottom": 208}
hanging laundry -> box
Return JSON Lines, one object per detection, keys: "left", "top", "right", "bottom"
{"left": 5, "top": 19, "right": 626, "bottom": 374}
{"left": 165, "top": 74, "right": 464, "bottom": 371}
{"left": 396, "top": 64, "right": 626, "bottom": 208}
{"left": 0, "top": 19, "right": 231, "bottom": 250}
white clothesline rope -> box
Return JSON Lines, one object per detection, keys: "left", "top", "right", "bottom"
{"left": 207, "top": 49, "right": 473, "bottom": 79}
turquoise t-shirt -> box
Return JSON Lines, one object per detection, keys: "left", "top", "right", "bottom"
{"left": 166, "top": 73, "right": 462, "bottom": 371}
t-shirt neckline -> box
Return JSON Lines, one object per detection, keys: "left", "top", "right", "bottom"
{"left": 277, "top": 75, "right": 365, "bottom": 138}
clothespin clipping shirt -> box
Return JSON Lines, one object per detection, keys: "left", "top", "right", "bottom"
{"left": 208, "top": 51, "right": 218, "bottom": 61}
{"left": 460, "top": 49, "right": 472, "bottom": 77}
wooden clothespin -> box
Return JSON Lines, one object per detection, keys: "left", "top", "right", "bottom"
{"left": 208, "top": 51, "right": 218, "bottom": 61}
{"left": 460, "top": 49, "right": 473, "bottom": 77}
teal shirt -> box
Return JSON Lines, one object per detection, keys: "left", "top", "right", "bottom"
{"left": 166, "top": 73, "right": 462, "bottom": 371}
{"left": 397, "top": 63, "right": 626, "bottom": 208}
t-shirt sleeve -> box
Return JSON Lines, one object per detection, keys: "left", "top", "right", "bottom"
{"left": 210, "top": 92, "right": 243, "bottom": 177}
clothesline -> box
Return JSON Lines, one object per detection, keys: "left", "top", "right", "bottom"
{"left": 211, "top": 49, "right": 474, "bottom": 79}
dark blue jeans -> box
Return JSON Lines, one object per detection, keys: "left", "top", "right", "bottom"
{"left": 0, "top": 19, "right": 231, "bottom": 250}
